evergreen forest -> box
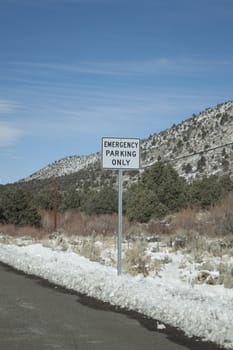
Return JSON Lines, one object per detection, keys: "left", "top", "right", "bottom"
{"left": 0, "top": 162, "right": 233, "bottom": 227}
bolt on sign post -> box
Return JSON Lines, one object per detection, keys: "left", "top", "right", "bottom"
{"left": 101, "top": 137, "right": 140, "bottom": 275}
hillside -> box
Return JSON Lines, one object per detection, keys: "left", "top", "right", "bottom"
{"left": 141, "top": 100, "right": 233, "bottom": 181}
{"left": 24, "top": 153, "right": 100, "bottom": 182}
{"left": 22, "top": 100, "right": 233, "bottom": 185}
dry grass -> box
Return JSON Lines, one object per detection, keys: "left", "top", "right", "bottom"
{"left": 1, "top": 211, "right": 233, "bottom": 288}
{"left": 174, "top": 208, "right": 197, "bottom": 232}
{"left": 1, "top": 192, "right": 233, "bottom": 262}
{"left": 123, "top": 241, "right": 151, "bottom": 276}
{"left": 173, "top": 193, "right": 233, "bottom": 237}
{"left": 39, "top": 209, "right": 130, "bottom": 237}
{"left": 0, "top": 223, "right": 47, "bottom": 239}
{"left": 209, "top": 193, "right": 233, "bottom": 236}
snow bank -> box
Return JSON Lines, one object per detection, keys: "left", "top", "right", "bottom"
{"left": 0, "top": 243, "right": 233, "bottom": 349}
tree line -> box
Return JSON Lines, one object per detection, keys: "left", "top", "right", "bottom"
{"left": 0, "top": 162, "right": 233, "bottom": 226}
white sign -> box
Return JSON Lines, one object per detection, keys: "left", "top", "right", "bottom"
{"left": 102, "top": 137, "right": 140, "bottom": 170}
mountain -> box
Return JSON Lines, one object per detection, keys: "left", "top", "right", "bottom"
{"left": 24, "top": 153, "right": 100, "bottom": 182}
{"left": 22, "top": 100, "right": 233, "bottom": 184}
{"left": 141, "top": 100, "right": 233, "bottom": 182}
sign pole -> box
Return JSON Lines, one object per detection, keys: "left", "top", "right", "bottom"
{"left": 53, "top": 176, "right": 57, "bottom": 232}
{"left": 117, "top": 168, "right": 123, "bottom": 275}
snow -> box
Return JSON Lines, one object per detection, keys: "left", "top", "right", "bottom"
{"left": 0, "top": 239, "right": 233, "bottom": 349}
{"left": 23, "top": 153, "right": 100, "bottom": 181}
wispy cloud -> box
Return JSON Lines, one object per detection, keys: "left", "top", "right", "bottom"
{"left": 0, "top": 122, "right": 23, "bottom": 147}
{"left": 1, "top": 0, "right": 107, "bottom": 5}
{"left": 14, "top": 88, "right": 209, "bottom": 140}
{"left": 0, "top": 99, "right": 18, "bottom": 114}
{"left": 0, "top": 0, "right": 103, "bottom": 2}
{"left": 21, "top": 57, "right": 233, "bottom": 77}
{"left": 1, "top": 57, "right": 231, "bottom": 144}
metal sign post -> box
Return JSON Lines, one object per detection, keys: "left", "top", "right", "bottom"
{"left": 117, "top": 169, "right": 123, "bottom": 275}
{"left": 101, "top": 137, "right": 140, "bottom": 275}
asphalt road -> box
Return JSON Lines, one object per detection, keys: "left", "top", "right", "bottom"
{"left": 0, "top": 263, "right": 223, "bottom": 350}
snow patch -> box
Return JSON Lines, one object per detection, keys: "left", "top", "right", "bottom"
{"left": 0, "top": 242, "right": 233, "bottom": 349}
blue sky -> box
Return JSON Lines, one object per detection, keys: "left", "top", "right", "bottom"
{"left": 1, "top": 0, "right": 233, "bottom": 184}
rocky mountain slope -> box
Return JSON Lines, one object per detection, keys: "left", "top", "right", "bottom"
{"left": 141, "top": 100, "right": 233, "bottom": 181}
{"left": 23, "top": 100, "right": 233, "bottom": 184}
{"left": 25, "top": 153, "right": 100, "bottom": 182}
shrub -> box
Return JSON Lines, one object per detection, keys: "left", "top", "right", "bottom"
{"left": 78, "top": 236, "right": 101, "bottom": 262}
{"left": 0, "top": 223, "right": 47, "bottom": 239}
{"left": 223, "top": 267, "right": 233, "bottom": 289}
{"left": 174, "top": 208, "right": 197, "bottom": 232}
{"left": 188, "top": 175, "right": 233, "bottom": 208}
{"left": 210, "top": 194, "right": 233, "bottom": 235}
{"left": 182, "top": 163, "right": 192, "bottom": 174}
{"left": 39, "top": 209, "right": 126, "bottom": 237}
{"left": 82, "top": 187, "right": 118, "bottom": 215}
{"left": 123, "top": 241, "right": 151, "bottom": 276}
{"left": 126, "top": 186, "right": 160, "bottom": 223}
{"left": 126, "top": 162, "right": 188, "bottom": 222}
{"left": 0, "top": 189, "right": 41, "bottom": 227}
{"left": 197, "top": 155, "right": 206, "bottom": 172}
